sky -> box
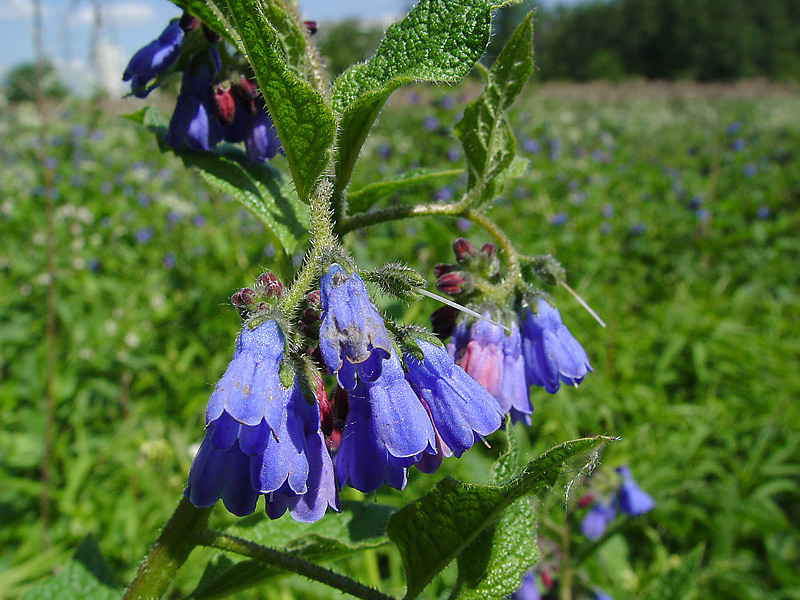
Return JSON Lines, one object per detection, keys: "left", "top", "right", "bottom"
{"left": 0, "top": 0, "right": 580, "bottom": 94}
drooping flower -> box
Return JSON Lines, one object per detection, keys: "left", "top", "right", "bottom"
{"left": 318, "top": 264, "right": 392, "bottom": 390}
{"left": 185, "top": 320, "right": 339, "bottom": 522}
{"left": 498, "top": 321, "right": 533, "bottom": 424}
{"left": 404, "top": 338, "right": 503, "bottom": 457}
{"left": 123, "top": 20, "right": 184, "bottom": 97}
{"left": 447, "top": 314, "right": 505, "bottom": 398}
{"left": 335, "top": 353, "right": 436, "bottom": 493}
{"left": 615, "top": 466, "right": 655, "bottom": 516}
{"left": 520, "top": 298, "right": 591, "bottom": 394}
{"left": 580, "top": 500, "right": 615, "bottom": 540}
{"left": 166, "top": 59, "right": 222, "bottom": 152}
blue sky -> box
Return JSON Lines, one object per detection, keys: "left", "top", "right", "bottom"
{"left": 0, "top": 0, "right": 579, "bottom": 90}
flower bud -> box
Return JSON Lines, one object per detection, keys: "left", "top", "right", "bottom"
{"left": 540, "top": 569, "right": 554, "bottom": 588}
{"left": 480, "top": 243, "right": 496, "bottom": 260}
{"left": 179, "top": 12, "right": 199, "bottom": 32}
{"left": 234, "top": 75, "right": 259, "bottom": 113}
{"left": 306, "top": 289, "right": 321, "bottom": 307}
{"left": 304, "top": 20, "right": 318, "bottom": 35}
{"left": 453, "top": 237, "right": 475, "bottom": 262}
{"left": 231, "top": 287, "right": 255, "bottom": 308}
{"left": 326, "top": 427, "right": 341, "bottom": 452}
{"left": 256, "top": 272, "right": 283, "bottom": 297}
{"left": 433, "top": 263, "right": 455, "bottom": 278}
{"left": 213, "top": 83, "right": 236, "bottom": 125}
{"left": 435, "top": 271, "right": 469, "bottom": 295}
{"left": 430, "top": 305, "right": 458, "bottom": 339}
{"left": 577, "top": 493, "right": 594, "bottom": 508}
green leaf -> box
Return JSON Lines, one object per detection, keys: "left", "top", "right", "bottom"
{"left": 330, "top": 0, "right": 509, "bottom": 209}
{"left": 138, "top": 107, "right": 309, "bottom": 255}
{"left": 347, "top": 168, "right": 463, "bottom": 214}
{"left": 640, "top": 545, "right": 704, "bottom": 600}
{"left": 219, "top": 0, "right": 335, "bottom": 202}
{"left": 188, "top": 501, "right": 395, "bottom": 599}
{"left": 455, "top": 425, "right": 539, "bottom": 600}
{"left": 455, "top": 12, "right": 534, "bottom": 204}
{"left": 387, "top": 437, "right": 611, "bottom": 600}
{"left": 21, "top": 536, "right": 120, "bottom": 600}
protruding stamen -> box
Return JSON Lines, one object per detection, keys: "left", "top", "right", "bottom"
{"left": 559, "top": 280, "right": 606, "bottom": 328}
{"left": 416, "top": 288, "right": 510, "bottom": 333}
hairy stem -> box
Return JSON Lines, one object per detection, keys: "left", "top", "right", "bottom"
{"left": 199, "top": 530, "right": 396, "bottom": 600}
{"left": 123, "top": 498, "right": 212, "bottom": 600}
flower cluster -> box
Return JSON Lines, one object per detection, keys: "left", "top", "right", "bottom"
{"left": 432, "top": 238, "right": 592, "bottom": 424}
{"left": 122, "top": 13, "right": 281, "bottom": 162}
{"left": 186, "top": 264, "right": 505, "bottom": 521}
{"left": 580, "top": 466, "right": 655, "bottom": 540}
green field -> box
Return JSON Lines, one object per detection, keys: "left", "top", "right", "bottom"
{"left": 1, "top": 80, "right": 799, "bottom": 599}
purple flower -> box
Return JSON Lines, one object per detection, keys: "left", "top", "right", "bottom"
{"left": 731, "top": 138, "right": 745, "bottom": 151}
{"left": 448, "top": 315, "right": 505, "bottom": 398}
{"left": 615, "top": 466, "right": 655, "bottom": 516}
{"left": 511, "top": 569, "right": 541, "bottom": 600}
{"left": 192, "top": 214, "right": 206, "bottom": 227}
{"left": 163, "top": 253, "right": 176, "bottom": 269}
{"left": 549, "top": 212, "right": 568, "bottom": 226}
{"left": 725, "top": 121, "right": 741, "bottom": 135}
{"left": 318, "top": 264, "right": 393, "bottom": 390}
{"left": 166, "top": 60, "right": 222, "bottom": 152}
{"left": 580, "top": 500, "right": 615, "bottom": 540}
{"left": 446, "top": 147, "right": 461, "bottom": 162}
{"left": 756, "top": 206, "right": 770, "bottom": 219}
{"left": 135, "top": 227, "right": 154, "bottom": 243}
{"left": 404, "top": 339, "right": 503, "bottom": 458}
{"left": 123, "top": 20, "right": 184, "bottom": 98}
{"left": 593, "top": 590, "right": 614, "bottom": 600}
{"left": 696, "top": 207, "right": 711, "bottom": 222}
{"left": 438, "top": 95, "right": 455, "bottom": 109}
{"left": 244, "top": 107, "right": 281, "bottom": 162}
{"left": 522, "top": 138, "right": 540, "bottom": 154}
{"left": 743, "top": 164, "right": 757, "bottom": 178}
{"left": 520, "top": 299, "right": 591, "bottom": 394}
{"left": 335, "top": 354, "right": 436, "bottom": 492}
{"left": 498, "top": 321, "right": 533, "bottom": 424}
{"left": 422, "top": 116, "right": 439, "bottom": 132}
{"left": 434, "top": 187, "right": 454, "bottom": 202}
{"left": 186, "top": 321, "right": 339, "bottom": 522}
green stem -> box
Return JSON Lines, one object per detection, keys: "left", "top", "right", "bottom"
{"left": 338, "top": 201, "right": 522, "bottom": 296}
{"left": 123, "top": 498, "right": 212, "bottom": 600}
{"left": 198, "top": 530, "right": 396, "bottom": 600}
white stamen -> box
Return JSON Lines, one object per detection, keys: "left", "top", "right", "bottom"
{"left": 559, "top": 280, "right": 606, "bottom": 328}
{"left": 416, "top": 288, "right": 510, "bottom": 333}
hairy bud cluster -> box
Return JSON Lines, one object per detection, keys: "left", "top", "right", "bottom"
{"left": 231, "top": 271, "right": 283, "bottom": 319}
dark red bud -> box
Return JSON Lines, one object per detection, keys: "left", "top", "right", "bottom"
{"left": 333, "top": 386, "right": 349, "bottom": 421}
{"left": 306, "top": 289, "right": 321, "bottom": 306}
{"left": 453, "top": 237, "right": 476, "bottom": 262}
{"left": 300, "top": 307, "right": 319, "bottom": 327}
{"left": 433, "top": 263, "right": 456, "bottom": 278}
{"left": 304, "top": 20, "right": 318, "bottom": 35}
{"left": 234, "top": 76, "right": 260, "bottom": 113}
{"left": 436, "top": 272, "right": 466, "bottom": 295}
{"left": 256, "top": 301, "right": 267, "bottom": 312}
{"left": 430, "top": 305, "right": 458, "bottom": 339}
{"left": 480, "top": 243, "right": 497, "bottom": 259}
{"left": 256, "top": 272, "right": 283, "bottom": 297}
{"left": 213, "top": 84, "right": 235, "bottom": 125}
{"left": 325, "top": 427, "right": 341, "bottom": 452}
{"left": 202, "top": 24, "right": 220, "bottom": 43}
{"left": 316, "top": 376, "right": 333, "bottom": 437}
{"left": 179, "top": 12, "right": 199, "bottom": 32}
{"left": 577, "top": 493, "right": 594, "bottom": 508}
{"left": 231, "top": 287, "right": 256, "bottom": 307}
{"left": 540, "top": 570, "right": 554, "bottom": 588}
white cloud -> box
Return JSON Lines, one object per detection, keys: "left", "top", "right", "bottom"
{"left": 70, "top": 1, "right": 155, "bottom": 27}
{"left": 0, "top": 0, "right": 36, "bottom": 20}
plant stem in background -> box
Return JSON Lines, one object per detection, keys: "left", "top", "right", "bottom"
{"left": 198, "top": 530, "right": 397, "bottom": 600}
{"left": 123, "top": 498, "right": 212, "bottom": 600}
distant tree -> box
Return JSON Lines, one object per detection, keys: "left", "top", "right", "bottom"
{"left": 3, "top": 61, "right": 69, "bottom": 103}
{"left": 316, "top": 19, "right": 385, "bottom": 77}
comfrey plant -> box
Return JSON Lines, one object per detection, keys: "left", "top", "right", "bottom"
{"left": 46, "top": 2, "right": 616, "bottom": 600}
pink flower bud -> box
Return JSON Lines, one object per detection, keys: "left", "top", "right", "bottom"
{"left": 213, "top": 83, "right": 236, "bottom": 125}
{"left": 452, "top": 237, "right": 475, "bottom": 262}
{"left": 304, "top": 20, "right": 318, "bottom": 35}
{"left": 436, "top": 271, "right": 468, "bottom": 295}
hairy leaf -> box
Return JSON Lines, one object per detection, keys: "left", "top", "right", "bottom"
{"left": 347, "top": 168, "right": 462, "bottom": 214}
{"left": 135, "top": 106, "right": 308, "bottom": 255}
{"left": 455, "top": 424, "right": 539, "bottom": 600}
{"left": 220, "top": 0, "right": 334, "bottom": 201}
{"left": 168, "top": 0, "right": 238, "bottom": 49}
{"left": 21, "top": 536, "right": 120, "bottom": 600}
{"left": 387, "top": 437, "right": 611, "bottom": 600}
{"left": 455, "top": 12, "right": 534, "bottom": 204}
{"left": 330, "top": 0, "right": 510, "bottom": 209}
{"left": 189, "top": 501, "right": 395, "bottom": 599}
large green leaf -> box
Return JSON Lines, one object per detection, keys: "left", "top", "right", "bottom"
{"left": 20, "top": 536, "right": 120, "bottom": 600}
{"left": 387, "top": 437, "right": 611, "bottom": 600}
{"left": 220, "top": 0, "right": 335, "bottom": 202}
{"left": 455, "top": 12, "right": 534, "bottom": 204}
{"left": 188, "top": 501, "right": 395, "bottom": 599}
{"left": 455, "top": 425, "right": 539, "bottom": 600}
{"left": 347, "top": 168, "right": 462, "bottom": 214}
{"left": 330, "top": 0, "right": 510, "bottom": 210}
{"left": 132, "top": 106, "right": 309, "bottom": 255}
